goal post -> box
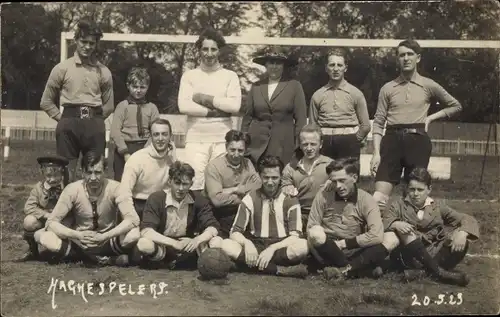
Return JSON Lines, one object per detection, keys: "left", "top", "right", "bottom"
{"left": 59, "top": 32, "right": 500, "bottom": 178}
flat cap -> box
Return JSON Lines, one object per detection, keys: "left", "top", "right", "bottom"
{"left": 37, "top": 155, "right": 69, "bottom": 167}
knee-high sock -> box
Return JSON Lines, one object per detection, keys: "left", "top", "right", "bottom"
{"left": 348, "top": 244, "right": 389, "bottom": 271}
{"left": 404, "top": 239, "right": 440, "bottom": 276}
{"left": 236, "top": 250, "right": 278, "bottom": 275}
{"left": 315, "top": 238, "right": 348, "bottom": 267}
{"left": 23, "top": 230, "right": 39, "bottom": 255}
{"left": 433, "top": 241, "right": 469, "bottom": 270}
{"left": 271, "top": 248, "right": 301, "bottom": 266}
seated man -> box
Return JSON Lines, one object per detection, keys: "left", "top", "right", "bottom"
{"left": 282, "top": 124, "right": 332, "bottom": 231}
{"left": 221, "top": 155, "right": 309, "bottom": 278}
{"left": 383, "top": 168, "right": 478, "bottom": 287}
{"left": 119, "top": 118, "right": 176, "bottom": 220}
{"left": 308, "top": 158, "right": 398, "bottom": 280}
{"left": 19, "top": 155, "right": 71, "bottom": 261}
{"left": 137, "top": 161, "right": 221, "bottom": 269}
{"left": 204, "top": 130, "right": 261, "bottom": 242}
{"left": 39, "top": 151, "right": 140, "bottom": 266}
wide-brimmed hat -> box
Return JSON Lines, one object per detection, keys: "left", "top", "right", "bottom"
{"left": 252, "top": 47, "right": 298, "bottom": 67}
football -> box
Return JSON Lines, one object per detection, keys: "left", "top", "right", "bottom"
{"left": 197, "top": 248, "right": 233, "bottom": 280}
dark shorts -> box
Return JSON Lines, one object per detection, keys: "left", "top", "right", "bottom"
{"left": 213, "top": 205, "right": 239, "bottom": 239}
{"left": 113, "top": 140, "right": 148, "bottom": 181}
{"left": 64, "top": 236, "right": 127, "bottom": 262}
{"left": 56, "top": 106, "right": 106, "bottom": 160}
{"left": 243, "top": 232, "right": 285, "bottom": 253}
{"left": 375, "top": 125, "right": 432, "bottom": 185}
{"left": 133, "top": 198, "right": 148, "bottom": 220}
{"left": 320, "top": 133, "right": 361, "bottom": 160}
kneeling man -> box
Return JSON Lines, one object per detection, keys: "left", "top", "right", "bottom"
{"left": 383, "top": 168, "right": 478, "bottom": 286}
{"left": 137, "top": 161, "right": 221, "bottom": 269}
{"left": 40, "top": 151, "right": 140, "bottom": 265}
{"left": 308, "top": 158, "right": 398, "bottom": 279}
{"left": 222, "top": 155, "right": 309, "bottom": 278}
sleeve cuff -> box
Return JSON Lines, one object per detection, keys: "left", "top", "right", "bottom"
{"left": 345, "top": 237, "right": 360, "bottom": 250}
{"left": 117, "top": 148, "right": 130, "bottom": 156}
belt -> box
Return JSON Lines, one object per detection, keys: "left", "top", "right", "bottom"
{"left": 386, "top": 124, "right": 425, "bottom": 134}
{"left": 321, "top": 126, "right": 359, "bottom": 135}
{"left": 62, "top": 104, "right": 103, "bottom": 119}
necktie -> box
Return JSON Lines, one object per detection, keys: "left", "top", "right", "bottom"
{"left": 127, "top": 96, "right": 147, "bottom": 139}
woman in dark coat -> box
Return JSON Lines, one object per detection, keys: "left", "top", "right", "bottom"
{"left": 241, "top": 48, "right": 307, "bottom": 166}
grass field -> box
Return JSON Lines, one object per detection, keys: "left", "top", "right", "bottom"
{"left": 0, "top": 140, "right": 499, "bottom": 316}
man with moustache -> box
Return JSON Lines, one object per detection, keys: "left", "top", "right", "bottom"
{"left": 119, "top": 118, "right": 176, "bottom": 220}
{"left": 39, "top": 151, "right": 140, "bottom": 266}
{"left": 204, "top": 130, "right": 262, "bottom": 243}
{"left": 370, "top": 40, "right": 462, "bottom": 212}
{"left": 281, "top": 124, "right": 332, "bottom": 232}
{"left": 178, "top": 27, "right": 242, "bottom": 194}
{"left": 40, "top": 19, "right": 114, "bottom": 182}
{"left": 309, "top": 48, "right": 371, "bottom": 160}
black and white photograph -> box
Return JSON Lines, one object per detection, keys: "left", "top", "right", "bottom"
{"left": 1, "top": 1, "right": 499, "bottom": 316}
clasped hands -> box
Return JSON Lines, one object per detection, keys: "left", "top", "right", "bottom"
{"left": 243, "top": 240, "right": 276, "bottom": 271}
{"left": 77, "top": 230, "right": 109, "bottom": 249}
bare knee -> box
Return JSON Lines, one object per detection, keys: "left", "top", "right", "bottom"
{"left": 39, "top": 231, "right": 62, "bottom": 252}
{"left": 33, "top": 229, "right": 46, "bottom": 243}
{"left": 220, "top": 239, "right": 242, "bottom": 260}
{"left": 121, "top": 228, "right": 141, "bottom": 247}
{"left": 286, "top": 238, "right": 309, "bottom": 261}
{"left": 398, "top": 231, "right": 418, "bottom": 245}
{"left": 23, "top": 215, "right": 43, "bottom": 232}
{"left": 382, "top": 231, "right": 400, "bottom": 251}
{"left": 208, "top": 236, "right": 223, "bottom": 249}
{"left": 307, "top": 226, "right": 326, "bottom": 247}
{"left": 136, "top": 237, "right": 155, "bottom": 255}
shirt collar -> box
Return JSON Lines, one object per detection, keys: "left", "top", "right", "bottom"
{"left": 43, "top": 181, "right": 62, "bottom": 191}
{"left": 334, "top": 186, "right": 358, "bottom": 204}
{"left": 291, "top": 154, "right": 330, "bottom": 171}
{"left": 393, "top": 72, "right": 425, "bottom": 87}
{"left": 200, "top": 61, "right": 222, "bottom": 72}
{"left": 404, "top": 196, "right": 434, "bottom": 209}
{"left": 324, "top": 79, "right": 349, "bottom": 93}
{"left": 127, "top": 96, "right": 148, "bottom": 105}
{"left": 224, "top": 154, "right": 245, "bottom": 171}
{"left": 258, "top": 187, "right": 283, "bottom": 201}
{"left": 73, "top": 52, "right": 98, "bottom": 66}
{"left": 165, "top": 188, "right": 194, "bottom": 208}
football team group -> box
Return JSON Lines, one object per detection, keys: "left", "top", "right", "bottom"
{"left": 19, "top": 18, "right": 479, "bottom": 287}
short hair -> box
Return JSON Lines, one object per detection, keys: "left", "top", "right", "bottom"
{"left": 150, "top": 118, "right": 173, "bottom": 135}
{"left": 326, "top": 157, "right": 359, "bottom": 176}
{"left": 407, "top": 168, "right": 432, "bottom": 187}
{"left": 195, "top": 27, "right": 226, "bottom": 50}
{"left": 257, "top": 155, "right": 284, "bottom": 174}
{"left": 169, "top": 161, "right": 195, "bottom": 182}
{"left": 127, "top": 67, "right": 151, "bottom": 86}
{"left": 326, "top": 48, "right": 349, "bottom": 65}
{"left": 225, "top": 130, "right": 251, "bottom": 147}
{"left": 81, "top": 151, "right": 107, "bottom": 172}
{"left": 397, "top": 39, "right": 422, "bottom": 55}
{"left": 299, "top": 124, "right": 323, "bottom": 140}
{"left": 75, "top": 19, "right": 103, "bottom": 41}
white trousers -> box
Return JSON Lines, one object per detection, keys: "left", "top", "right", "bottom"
{"left": 184, "top": 142, "right": 226, "bottom": 191}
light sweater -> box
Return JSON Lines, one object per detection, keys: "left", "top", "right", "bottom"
{"left": 119, "top": 143, "right": 176, "bottom": 201}
{"left": 177, "top": 63, "right": 242, "bottom": 143}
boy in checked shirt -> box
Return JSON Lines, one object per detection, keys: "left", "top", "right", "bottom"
{"left": 111, "top": 67, "right": 160, "bottom": 181}
{"left": 19, "top": 156, "right": 71, "bottom": 261}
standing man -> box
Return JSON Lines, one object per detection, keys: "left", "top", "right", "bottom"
{"left": 40, "top": 19, "right": 114, "bottom": 182}
{"left": 309, "top": 48, "right": 371, "bottom": 160}
{"left": 178, "top": 27, "right": 242, "bottom": 193}
{"left": 370, "top": 40, "right": 462, "bottom": 211}
{"left": 119, "top": 118, "right": 176, "bottom": 220}
{"left": 281, "top": 124, "right": 332, "bottom": 232}
{"left": 39, "top": 151, "right": 140, "bottom": 266}
{"left": 204, "top": 130, "right": 262, "bottom": 241}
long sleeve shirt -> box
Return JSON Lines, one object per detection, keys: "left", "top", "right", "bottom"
{"left": 372, "top": 72, "right": 462, "bottom": 136}
{"left": 281, "top": 155, "right": 332, "bottom": 214}
{"left": 204, "top": 154, "right": 262, "bottom": 208}
{"left": 307, "top": 188, "right": 384, "bottom": 249}
{"left": 309, "top": 80, "right": 371, "bottom": 140}
{"left": 178, "top": 65, "right": 242, "bottom": 143}
{"left": 24, "top": 181, "right": 61, "bottom": 219}
{"left": 46, "top": 179, "right": 139, "bottom": 233}
{"left": 383, "top": 197, "right": 480, "bottom": 244}
{"left": 40, "top": 52, "right": 114, "bottom": 119}
{"left": 119, "top": 143, "right": 176, "bottom": 201}
{"left": 110, "top": 100, "right": 160, "bottom": 155}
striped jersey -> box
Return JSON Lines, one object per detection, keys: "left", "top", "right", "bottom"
{"left": 230, "top": 189, "right": 302, "bottom": 238}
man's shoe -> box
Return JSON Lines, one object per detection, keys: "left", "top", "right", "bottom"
{"left": 112, "top": 255, "right": 130, "bottom": 267}
{"left": 276, "top": 264, "right": 309, "bottom": 279}
{"left": 323, "top": 265, "right": 352, "bottom": 280}
{"left": 372, "top": 266, "right": 384, "bottom": 279}
{"left": 434, "top": 268, "right": 469, "bottom": 287}
{"left": 14, "top": 251, "right": 38, "bottom": 262}
{"left": 402, "top": 269, "right": 427, "bottom": 282}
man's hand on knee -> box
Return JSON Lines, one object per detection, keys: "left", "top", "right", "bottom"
{"left": 308, "top": 225, "right": 326, "bottom": 246}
